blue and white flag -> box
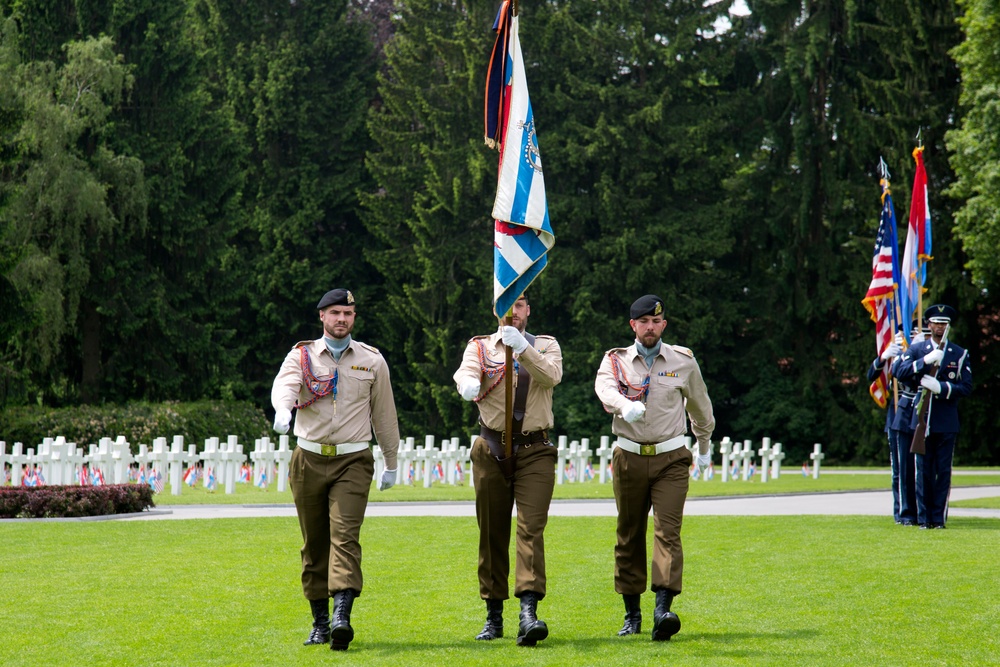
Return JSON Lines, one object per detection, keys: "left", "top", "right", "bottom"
{"left": 485, "top": 1, "right": 555, "bottom": 318}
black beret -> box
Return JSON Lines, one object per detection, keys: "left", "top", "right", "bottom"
{"left": 630, "top": 294, "right": 664, "bottom": 319}
{"left": 316, "top": 288, "right": 355, "bottom": 310}
{"left": 924, "top": 303, "right": 956, "bottom": 323}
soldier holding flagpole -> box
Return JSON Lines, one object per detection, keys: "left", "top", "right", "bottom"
{"left": 458, "top": 0, "right": 558, "bottom": 646}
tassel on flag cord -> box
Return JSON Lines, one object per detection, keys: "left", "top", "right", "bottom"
{"left": 861, "top": 168, "right": 901, "bottom": 408}
{"left": 485, "top": 0, "right": 555, "bottom": 318}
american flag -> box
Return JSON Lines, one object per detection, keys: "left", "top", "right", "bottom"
{"left": 183, "top": 466, "right": 199, "bottom": 487}
{"left": 238, "top": 464, "right": 251, "bottom": 483}
{"left": 151, "top": 469, "right": 165, "bottom": 494}
{"left": 705, "top": 462, "right": 715, "bottom": 481}
{"left": 484, "top": 0, "right": 554, "bottom": 318}
{"left": 455, "top": 461, "right": 465, "bottom": 483}
{"left": 256, "top": 467, "right": 268, "bottom": 489}
{"left": 861, "top": 175, "right": 901, "bottom": 408}
{"left": 898, "top": 146, "right": 932, "bottom": 340}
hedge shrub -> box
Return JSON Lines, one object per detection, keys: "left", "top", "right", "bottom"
{"left": 0, "top": 484, "right": 155, "bottom": 519}
{"left": 0, "top": 401, "right": 270, "bottom": 453}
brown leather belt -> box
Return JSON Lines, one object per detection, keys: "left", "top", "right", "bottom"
{"left": 479, "top": 425, "right": 549, "bottom": 457}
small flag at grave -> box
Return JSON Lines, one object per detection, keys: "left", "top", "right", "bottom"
{"left": 137, "top": 465, "right": 147, "bottom": 486}
{"left": 801, "top": 462, "right": 809, "bottom": 477}
{"left": 91, "top": 467, "right": 105, "bottom": 486}
{"left": 256, "top": 467, "right": 268, "bottom": 489}
{"left": 238, "top": 464, "right": 251, "bottom": 483}
{"left": 3, "top": 466, "right": 10, "bottom": 485}
{"left": 183, "top": 466, "right": 199, "bottom": 487}
{"left": 748, "top": 462, "right": 756, "bottom": 480}
{"left": 607, "top": 463, "right": 613, "bottom": 480}
{"left": 406, "top": 462, "right": 414, "bottom": 484}
{"left": 455, "top": 461, "right": 465, "bottom": 483}
{"left": 690, "top": 461, "right": 700, "bottom": 480}
{"left": 564, "top": 463, "right": 576, "bottom": 482}
{"left": 730, "top": 461, "right": 739, "bottom": 479}
{"left": 22, "top": 467, "right": 38, "bottom": 487}
{"left": 432, "top": 462, "right": 444, "bottom": 482}
{"left": 206, "top": 467, "right": 217, "bottom": 492}
{"left": 583, "top": 461, "right": 595, "bottom": 481}
{"left": 149, "top": 469, "right": 164, "bottom": 494}
{"left": 706, "top": 462, "right": 715, "bottom": 481}
{"left": 128, "top": 465, "right": 139, "bottom": 483}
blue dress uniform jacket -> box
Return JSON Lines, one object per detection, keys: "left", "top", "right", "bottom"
{"left": 892, "top": 340, "right": 973, "bottom": 433}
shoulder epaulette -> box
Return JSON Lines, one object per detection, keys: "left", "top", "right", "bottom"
{"left": 535, "top": 334, "right": 556, "bottom": 341}
{"left": 356, "top": 341, "right": 382, "bottom": 355}
{"left": 670, "top": 344, "right": 694, "bottom": 358}
{"left": 605, "top": 347, "right": 630, "bottom": 356}
{"left": 469, "top": 334, "right": 491, "bottom": 342}
{"left": 294, "top": 340, "right": 312, "bottom": 349}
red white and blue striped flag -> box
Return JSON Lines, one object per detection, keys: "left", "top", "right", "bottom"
{"left": 861, "top": 176, "right": 901, "bottom": 408}
{"left": 484, "top": 1, "right": 554, "bottom": 318}
{"left": 898, "top": 147, "right": 932, "bottom": 340}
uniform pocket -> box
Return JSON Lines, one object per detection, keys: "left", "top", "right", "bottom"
{"left": 343, "top": 368, "right": 375, "bottom": 401}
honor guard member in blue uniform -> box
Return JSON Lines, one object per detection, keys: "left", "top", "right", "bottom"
{"left": 892, "top": 304, "right": 973, "bottom": 529}
{"left": 271, "top": 288, "right": 400, "bottom": 650}
{"left": 453, "top": 294, "right": 562, "bottom": 647}
{"left": 866, "top": 321, "right": 923, "bottom": 525}
{"left": 594, "top": 295, "right": 715, "bottom": 641}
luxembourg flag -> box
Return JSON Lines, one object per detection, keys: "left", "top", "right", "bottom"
{"left": 205, "top": 467, "right": 217, "bottom": 492}
{"left": 484, "top": 0, "right": 555, "bottom": 318}
{"left": 898, "top": 146, "right": 932, "bottom": 340}
{"left": 183, "top": 466, "right": 198, "bottom": 487}
{"left": 705, "top": 462, "right": 715, "bottom": 481}
{"left": 455, "top": 461, "right": 465, "bottom": 483}
{"left": 238, "top": 464, "right": 251, "bottom": 484}
{"left": 256, "top": 467, "right": 268, "bottom": 489}
{"left": 802, "top": 462, "right": 810, "bottom": 477}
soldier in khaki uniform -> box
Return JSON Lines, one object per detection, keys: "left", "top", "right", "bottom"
{"left": 271, "top": 288, "right": 400, "bottom": 651}
{"left": 594, "top": 294, "right": 715, "bottom": 641}
{"left": 453, "top": 294, "right": 561, "bottom": 647}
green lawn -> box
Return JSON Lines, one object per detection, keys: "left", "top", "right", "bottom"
{"left": 147, "top": 468, "right": 1000, "bottom": 505}
{"left": 3, "top": 515, "right": 998, "bottom": 666}
{"left": 952, "top": 495, "right": 1000, "bottom": 509}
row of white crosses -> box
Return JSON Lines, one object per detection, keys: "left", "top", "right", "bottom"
{"left": 0, "top": 434, "right": 293, "bottom": 495}
{"left": 555, "top": 435, "right": 593, "bottom": 484}
{"left": 374, "top": 435, "right": 472, "bottom": 487}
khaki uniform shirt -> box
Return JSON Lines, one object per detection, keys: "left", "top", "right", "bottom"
{"left": 271, "top": 338, "right": 400, "bottom": 470}
{"left": 453, "top": 331, "right": 562, "bottom": 432}
{"left": 594, "top": 341, "right": 715, "bottom": 454}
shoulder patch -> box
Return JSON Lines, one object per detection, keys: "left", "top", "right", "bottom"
{"left": 356, "top": 341, "right": 382, "bottom": 355}
{"left": 670, "top": 344, "right": 694, "bottom": 358}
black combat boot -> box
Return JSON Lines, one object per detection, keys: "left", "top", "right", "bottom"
{"left": 516, "top": 592, "right": 549, "bottom": 646}
{"left": 651, "top": 589, "right": 681, "bottom": 641}
{"left": 475, "top": 599, "right": 504, "bottom": 640}
{"left": 330, "top": 589, "right": 357, "bottom": 651}
{"left": 304, "top": 598, "right": 331, "bottom": 645}
{"left": 618, "top": 594, "right": 642, "bottom": 636}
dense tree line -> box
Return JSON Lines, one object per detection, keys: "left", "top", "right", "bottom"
{"left": 1, "top": 0, "right": 997, "bottom": 464}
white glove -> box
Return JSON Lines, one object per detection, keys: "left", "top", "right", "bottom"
{"left": 880, "top": 343, "right": 903, "bottom": 361}
{"left": 894, "top": 332, "right": 905, "bottom": 346}
{"left": 378, "top": 469, "right": 397, "bottom": 491}
{"left": 694, "top": 454, "right": 712, "bottom": 473}
{"left": 458, "top": 379, "right": 481, "bottom": 401}
{"left": 920, "top": 375, "right": 942, "bottom": 394}
{"left": 273, "top": 408, "right": 292, "bottom": 435}
{"left": 499, "top": 325, "right": 529, "bottom": 354}
{"left": 621, "top": 401, "right": 646, "bottom": 423}
{"left": 923, "top": 348, "right": 944, "bottom": 366}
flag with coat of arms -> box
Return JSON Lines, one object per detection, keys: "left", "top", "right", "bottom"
{"left": 484, "top": 0, "right": 554, "bottom": 318}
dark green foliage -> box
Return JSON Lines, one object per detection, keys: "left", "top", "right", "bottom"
{"left": 0, "top": 401, "right": 269, "bottom": 451}
{"left": 0, "top": 483, "right": 154, "bottom": 518}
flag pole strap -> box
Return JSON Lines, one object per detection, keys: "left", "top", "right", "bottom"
{"left": 504, "top": 312, "right": 514, "bottom": 460}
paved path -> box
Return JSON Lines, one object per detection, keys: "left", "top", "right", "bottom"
{"left": 119, "top": 485, "right": 1000, "bottom": 522}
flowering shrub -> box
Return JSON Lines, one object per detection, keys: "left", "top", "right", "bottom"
{"left": 0, "top": 484, "right": 155, "bottom": 519}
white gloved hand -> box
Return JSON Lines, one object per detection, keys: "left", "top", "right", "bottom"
{"left": 920, "top": 375, "right": 942, "bottom": 394}
{"left": 273, "top": 408, "right": 292, "bottom": 435}
{"left": 894, "top": 332, "right": 905, "bottom": 346}
{"left": 621, "top": 401, "right": 646, "bottom": 423}
{"left": 500, "top": 325, "right": 529, "bottom": 354}
{"left": 379, "top": 469, "right": 397, "bottom": 491}
{"left": 923, "top": 348, "right": 944, "bottom": 366}
{"left": 880, "top": 343, "right": 903, "bottom": 361}
{"left": 458, "top": 379, "right": 481, "bottom": 401}
{"left": 694, "top": 454, "right": 712, "bottom": 473}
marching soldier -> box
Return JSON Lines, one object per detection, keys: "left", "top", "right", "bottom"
{"left": 594, "top": 295, "right": 715, "bottom": 641}
{"left": 271, "top": 288, "right": 400, "bottom": 651}
{"left": 893, "top": 304, "right": 973, "bottom": 529}
{"left": 453, "top": 294, "right": 561, "bottom": 646}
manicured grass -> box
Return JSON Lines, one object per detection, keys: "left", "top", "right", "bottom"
{"left": 3, "top": 515, "right": 999, "bottom": 666}
{"left": 952, "top": 495, "right": 1000, "bottom": 509}
{"left": 148, "top": 469, "right": 1000, "bottom": 506}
